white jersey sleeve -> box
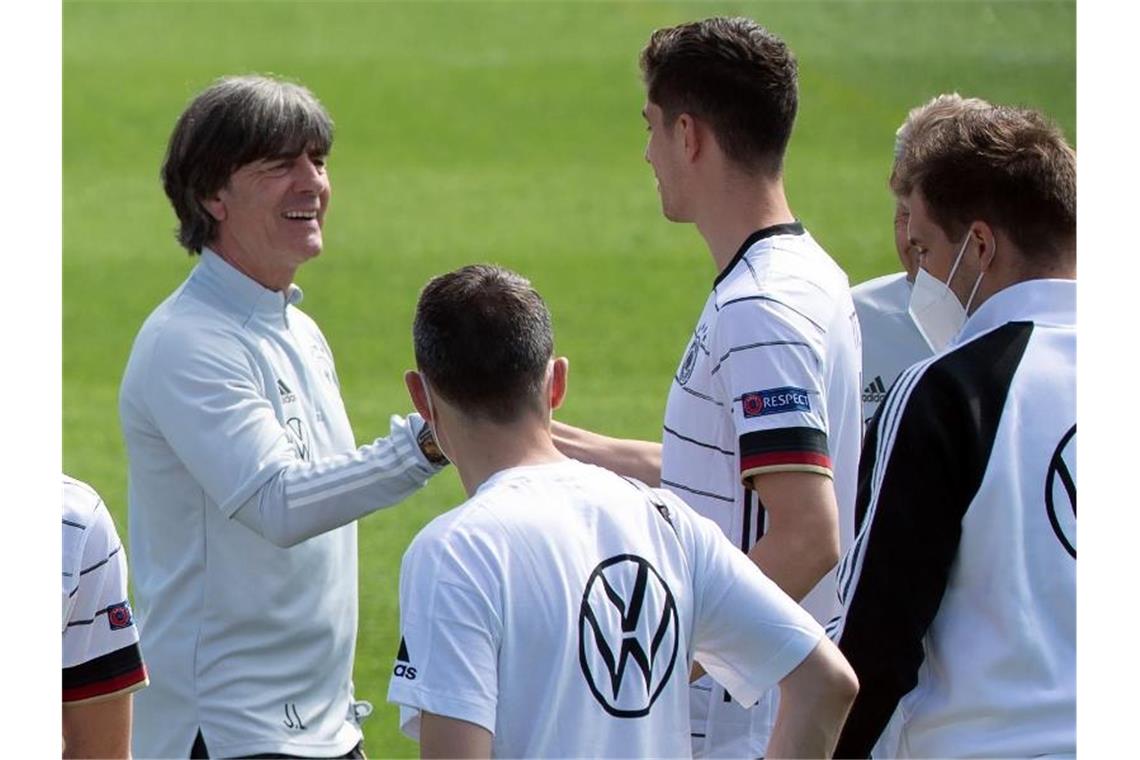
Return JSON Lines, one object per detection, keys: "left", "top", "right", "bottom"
{"left": 387, "top": 516, "right": 502, "bottom": 739}
{"left": 713, "top": 298, "right": 832, "bottom": 481}
{"left": 139, "top": 318, "right": 439, "bottom": 546}
{"left": 664, "top": 490, "right": 824, "bottom": 708}
{"left": 62, "top": 478, "right": 148, "bottom": 704}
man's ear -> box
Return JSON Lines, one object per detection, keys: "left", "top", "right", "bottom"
{"left": 676, "top": 113, "right": 701, "bottom": 163}
{"left": 549, "top": 357, "right": 569, "bottom": 411}
{"left": 404, "top": 370, "right": 432, "bottom": 423}
{"left": 972, "top": 220, "right": 998, "bottom": 271}
{"left": 201, "top": 194, "right": 227, "bottom": 223}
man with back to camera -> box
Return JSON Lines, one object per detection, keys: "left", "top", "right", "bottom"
{"left": 832, "top": 104, "right": 1076, "bottom": 757}
{"left": 552, "top": 17, "right": 863, "bottom": 756}
{"left": 852, "top": 94, "right": 990, "bottom": 426}
{"left": 63, "top": 475, "right": 149, "bottom": 758}
{"left": 120, "top": 75, "right": 448, "bottom": 759}
{"left": 387, "top": 264, "right": 858, "bottom": 758}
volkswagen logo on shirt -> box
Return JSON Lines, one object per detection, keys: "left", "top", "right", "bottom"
{"left": 285, "top": 417, "right": 311, "bottom": 462}
{"left": 1045, "top": 423, "right": 1076, "bottom": 558}
{"left": 578, "top": 554, "right": 679, "bottom": 718}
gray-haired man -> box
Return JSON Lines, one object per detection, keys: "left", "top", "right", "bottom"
{"left": 121, "top": 75, "right": 447, "bottom": 759}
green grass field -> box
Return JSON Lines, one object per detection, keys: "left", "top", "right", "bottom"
{"left": 63, "top": 1, "right": 1073, "bottom": 754}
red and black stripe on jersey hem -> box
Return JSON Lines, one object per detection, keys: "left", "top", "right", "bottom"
{"left": 740, "top": 426, "right": 831, "bottom": 475}
{"left": 63, "top": 643, "right": 147, "bottom": 703}
{"left": 714, "top": 221, "right": 806, "bottom": 287}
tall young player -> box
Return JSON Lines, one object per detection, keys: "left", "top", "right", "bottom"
{"left": 553, "top": 17, "right": 862, "bottom": 756}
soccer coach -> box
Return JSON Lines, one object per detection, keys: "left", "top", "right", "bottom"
{"left": 120, "top": 75, "right": 448, "bottom": 758}
{"left": 831, "top": 104, "right": 1076, "bottom": 757}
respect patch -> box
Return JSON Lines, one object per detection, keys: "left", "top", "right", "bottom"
{"left": 741, "top": 387, "right": 812, "bottom": 418}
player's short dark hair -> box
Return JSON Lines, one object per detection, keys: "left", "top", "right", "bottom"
{"left": 640, "top": 16, "right": 798, "bottom": 176}
{"left": 161, "top": 74, "right": 334, "bottom": 254}
{"left": 901, "top": 105, "right": 1076, "bottom": 265}
{"left": 414, "top": 265, "right": 554, "bottom": 424}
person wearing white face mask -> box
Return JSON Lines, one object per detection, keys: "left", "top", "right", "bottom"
{"left": 852, "top": 94, "right": 991, "bottom": 427}
{"left": 831, "top": 103, "right": 1076, "bottom": 758}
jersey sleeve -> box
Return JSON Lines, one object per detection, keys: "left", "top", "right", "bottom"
{"left": 387, "top": 520, "right": 503, "bottom": 739}
{"left": 142, "top": 321, "right": 297, "bottom": 515}
{"left": 62, "top": 505, "right": 148, "bottom": 704}
{"left": 673, "top": 492, "right": 823, "bottom": 707}
{"left": 713, "top": 299, "right": 832, "bottom": 482}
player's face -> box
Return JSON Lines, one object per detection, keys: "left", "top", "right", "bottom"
{"left": 893, "top": 198, "right": 920, "bottom": 282}
{"left": 905, "top": 189, "right": 980, "bottom": 305}
{"left": 642, "top": 101, "right": 688, "bottom": 221}
{"left": 212, "top": 147, "right": 331, "bottom": 277}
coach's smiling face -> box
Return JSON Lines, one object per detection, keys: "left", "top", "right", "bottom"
{"left": 203, "top": 146, "right": 331, "bottom": 292}
{"left": 643, "top": 101, "right": 690, "bottom": 222}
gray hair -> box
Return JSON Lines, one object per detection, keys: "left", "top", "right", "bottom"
{"left": 160, "top": 75, "right": 334, "bottom": 253}
{"left": 890, "top": 93, "right": 991, "bottom": 195}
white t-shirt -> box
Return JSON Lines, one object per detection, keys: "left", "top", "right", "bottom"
{"left": 121, "top": 250, "right": 438, "bottom": 758}
{"left": 850, "top": 272, "right": 932, "bottom": 425}
{"left": 387, "top": 459, "right": 823, "bottom": 758}
{"left": 660, "top": 223, "right": 862, "bottom": 756}
{"left": 63, "top": 476, "right": 148, "bottom": 704}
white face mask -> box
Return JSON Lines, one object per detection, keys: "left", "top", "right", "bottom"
{"left": 908, "top": 230, "right": 986, "bottom": 352}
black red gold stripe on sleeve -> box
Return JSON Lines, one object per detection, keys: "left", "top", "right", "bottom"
{"left": 63, "top": 644, "right": 148, "bottom": 704}
{"left": 740, "top": 427, "right": 832, "bottom": 480}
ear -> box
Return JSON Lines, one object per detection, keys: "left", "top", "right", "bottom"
{"left": 549, "top": 357, "right": 569, "bottom": 411}
{"left": 201, "top": 193, "right": 227, "bottom": 223}
{"left": 404, "top": 369, "right": 433, "bottom": 423}
{"left": 972, "top": 221, "right": 998, "bottom": 271}
{"left": 676, "top": 113, "right": 701, "bottom": 163}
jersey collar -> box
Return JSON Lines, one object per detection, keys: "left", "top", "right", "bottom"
{"left": 197, "top": 248, "right": 304, "bottom": 324}
{"left": 714, "top": 221, "right": 805, "bottom": 287}
{"left": 952, "top": 278, "right": 1075, "bottom": 348}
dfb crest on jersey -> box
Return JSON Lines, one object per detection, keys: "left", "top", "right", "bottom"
{"left": 286, "top": 417, "right": 311, "bottom": 462}
{"left": 578, "top": 554, "right": 679, "bottom": 718}
{"left": 1045, "top": 424, "right": 1076, "bottom": 558}
{"left": 677, "top": 324, "right": 707, "bottom": 387}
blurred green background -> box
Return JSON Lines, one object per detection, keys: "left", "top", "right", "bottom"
{"left": 63, "top": 1, "right": 1074, "bottom": 755}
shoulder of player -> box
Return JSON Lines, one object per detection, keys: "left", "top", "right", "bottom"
{"left": 62, "top": 476, "right": 106, "bottom": 527}
{"left": 851, "top": 271, "right": 909, "bottom": 307}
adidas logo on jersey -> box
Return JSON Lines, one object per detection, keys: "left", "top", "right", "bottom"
{"left": 393, "top": 637, "right": 417, "bottom": 680}
{"left": 862, "top": 375, "right": 887, "bottom": 404}
{"left": 277, "top": 379, "right": 297, "bottom": 404}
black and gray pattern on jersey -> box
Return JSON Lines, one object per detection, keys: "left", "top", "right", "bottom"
{"left": 708, "top": 340, "right": 820, "bottom": 377}
{"left": 670, "top": 383, "right": 725, "bottom": 408}
{"left": 660, "top": 478, "right": 734, "bottom": 504}
{"left": 662, "top": 425, "right": 734, "bottom": 456}
{"left": 78, "top": 544, "right": 122, "bottom": 577}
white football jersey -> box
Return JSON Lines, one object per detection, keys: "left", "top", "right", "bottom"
{"left": 660, "top": 222, "right": 862, "bottom": 756}
{"left": 387, "top": 459, "right": 823, "bottom": 758}
{"left": 850, "top": 272, "right": 932, "bottom": 425}
{"left": 62, "top": 476, "right": 148, "bottom": 704}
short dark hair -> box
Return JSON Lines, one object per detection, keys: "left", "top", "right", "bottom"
{"left": 414, "top": 265, "right": 554, "bottom": 424}
{"left": 161, "top": 75, "right": 334, "bottom": 254}
{"left": 903, "top": 105, "right": 1076, "bottom": 264}
{"left": 640, "top": 16, "right": 798, "bottom": 175}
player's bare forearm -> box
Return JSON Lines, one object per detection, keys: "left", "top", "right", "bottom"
{"left": 767, "top": 639, "right": 858, "bottom": 758}
{"left": 62, "top": 692, "right": 133, "bottom": 759}
{"left": 420, "top": 712, "right": 493, "bottom": 759}
{"left": 746, "top": 471, "right": 840, "bottom": 601}
{"left": 551, "top": 421, "right": 662, "bottom": 486}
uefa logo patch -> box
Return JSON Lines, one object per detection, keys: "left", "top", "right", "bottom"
{"left": 107, "top": 601, "right": 134, "bottom": 631}
{"left": 742, "top": 387, "right": 812, "bottom": 418}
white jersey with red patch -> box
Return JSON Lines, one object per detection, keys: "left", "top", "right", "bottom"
{"left": 660, "top": 222, "right": 862, "bottom": 756}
